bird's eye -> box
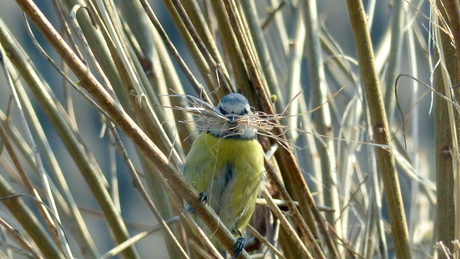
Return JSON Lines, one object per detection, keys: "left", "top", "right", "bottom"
{"left": 242, "top": 108, "right": 248, "bottom": 114}
{"left": 219, "top": 107, "right": 228, "bottom": 115}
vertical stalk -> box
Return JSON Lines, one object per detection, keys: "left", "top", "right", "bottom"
{"left": 433, "top": 1, "right": 457, "bottom": 255}
{"left": 301, "top": 0, "right": 339, "bottom": 238}
{"left": 345, "top": 1, "right": 411, "bottom": 258}
{"left": 441, "top": 0, "right": 460, "bottom": 244}
{"left": 239, "top": 0, "right": 284, "bottom": 110}
{"left": 383, "top": 0, "right": 404, "bottom": 123}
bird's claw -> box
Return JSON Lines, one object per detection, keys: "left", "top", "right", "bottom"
{"left": 231, "top": 237, "right": 245, "bottom": 259}
{"left": 186, "top": 192, "right": 207, "bottom": 213}
{"left": 199, "top": 192, "right": 208, "bottom": 204}
{"left": 186, "top": 204, "right": 194, "bottom": 213}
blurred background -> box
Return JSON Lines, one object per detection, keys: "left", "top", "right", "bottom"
{"left": 0, "top": 0, "right": 444, "bottom": 258}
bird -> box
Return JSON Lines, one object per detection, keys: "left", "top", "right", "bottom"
{"left": 183, "top": 93, "right": 265, "bottom": 258}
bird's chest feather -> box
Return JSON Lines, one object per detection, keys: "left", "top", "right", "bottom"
{"left": 185, "top": 133, "right": 264, "bottom": 204}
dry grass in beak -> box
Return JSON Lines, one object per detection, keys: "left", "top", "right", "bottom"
{"left": 167, "top": 95, "right": 293, "bottom": 150}
{"left": 167, "top": 94, "right": 391, "bottom": 152}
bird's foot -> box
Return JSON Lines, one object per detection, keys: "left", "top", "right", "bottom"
{"left": 199, "top": 192, "right": 208, "bottom": 204}
{"left": 231, "top": 237, "right": 245, "bottom": 259}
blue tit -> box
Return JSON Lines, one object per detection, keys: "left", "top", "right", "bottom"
{"left": 184, "top": 93, "right": 264, "bottom": 257}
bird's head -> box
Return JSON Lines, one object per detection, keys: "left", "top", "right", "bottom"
{"left": 208, "top": 93, "right": 257, "bottom": 139}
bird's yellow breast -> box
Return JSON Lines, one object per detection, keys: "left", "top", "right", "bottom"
{"left": 184, "top": 133, "right": 264, "bottom": 189}
{"left": 184, "top": 132, "right": 264, "bottom": 233}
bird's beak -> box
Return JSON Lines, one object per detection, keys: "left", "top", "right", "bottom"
{"left": 228, "top": 115, "right": 237, "bottom": 123}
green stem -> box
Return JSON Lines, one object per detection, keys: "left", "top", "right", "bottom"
{"left": 345, "top": 1, "right": 411, "bottom": 258}
{"left": 434, "top": 0, "right": 457, "bottom": 255}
